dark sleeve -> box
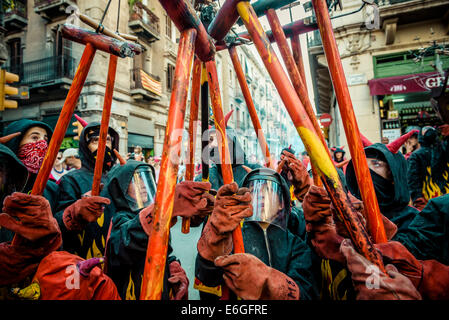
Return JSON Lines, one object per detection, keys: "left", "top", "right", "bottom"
{"left": 107, "top": 211, "right": 177, "bottom": 269}
{"left": 407, "top": 152, "right": 424, "bottom": 202}
{"left": 43, "top": 180, "right": 59, "bottom": 214}
{"left": 393, "top": 196, "right": 449, "bottom": 265}
{"left": 288, "top": 206, "right": 306, "bottom": 241}
{"left": 286, "top": 234, "right": 320, "bottom": 300}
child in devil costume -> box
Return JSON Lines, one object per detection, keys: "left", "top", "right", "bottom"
{"left": 105, "top": 159, "right": 215, "bottom": 300}
{"left": 194, "top": 168, "right": 319, "bottom": 300}
{"left": 54, "top": 116, "right": 119, "bottom": 259}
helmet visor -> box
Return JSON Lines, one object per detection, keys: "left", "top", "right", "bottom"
{"left": 126, "top": 167, "right": 157, "bottom": 211}
{"left": 245, "top": 179, "right": 288, "bottom": 230}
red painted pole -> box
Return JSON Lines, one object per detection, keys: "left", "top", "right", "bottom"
{"left": 290, "top": 34, "right": 307, "bottom": 94}
{"left": 312, "top": 0, "right": 387, "bottom": 243}
{"left": 205, "top": 59, "right": 245, "bottom": 254}
{"left": 237, "top": 18, "right": 318, "bottom": 44}
{"left": 207, "top": 0, "right": 240, "bottom": 43}
{"left": 228, "top": 45, "right": 273, "bottom": 169}
{"left": 236, "top": 1, "right": 385, "bottom": 271}
{"left": 91, "top": 54, "right": 118, "bottom": 196}
{"left": 158, "top": 0, "right": 215, "bottom": 62}
{"left": 182, "top": 57, "right": 202, "bottom": 234}
{"left": 60, "top": 24, "right": 141, "bottom": 57}
{"left": 140, "top": 28, "right": 197, "bottom": 300}
{"left": 31, "top": 43, "right": 96, "bottom": 196}
{"left": 265, "top": 8, "right": 325, "bottom": 186}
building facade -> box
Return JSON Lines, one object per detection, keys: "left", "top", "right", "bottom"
{"left": 1, "top": 0, "right": 181, "bottom": 158}
{"left": 307, "top": 0, "right": 449, "bottom": 148}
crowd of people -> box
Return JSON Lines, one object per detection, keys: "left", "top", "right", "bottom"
{"left": 0, "top": 114, "right": 448, "bottom": 301}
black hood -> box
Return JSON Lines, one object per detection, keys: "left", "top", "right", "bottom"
{"left": 345, "top": 143, "right": 410, "bottom": 217}
{"left": 208, "top": 127, "right": 246, "bottom": 168}
{"left": 106, "top": 160, "right": 155, "bottom": 213}
{"left": 79, "top": 122, "right": 119, "bottom": 172}
{"left": 3, "top": 119, "right": 53, "bottom": 154}
{"left": 0, "top": 144, "right": 28, "bottom": 203}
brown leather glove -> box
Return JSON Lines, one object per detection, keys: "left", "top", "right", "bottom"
{"left": 197, "top": 182, "right": 252, "bottom": 262}
{"left": 340, "top": 239, "right": 422, "bottom": 300}
{"left": 0, "top": 192, "right": 60, "bottom": 241}
{"left": 302, "top": 186, "right": 345, "bottom": 264}
{"left": 376, "top": 241, "right": 449, "bottom": 300}
{"left": 172, "top": 181, "right": 215, "bottom": 219}
{"left": 168, "top": 261, "right": 189, "bottom": 300}
{"left": 332, "top": 193, "right": 398, "bottom": 241}
{"left": 278, "top": 150, "right": 311, "bottom": 202}
{"left": 0, "top": 193, "right": 62, "bottom": 286}
{"left": 412, "top": 197, "right": 428, "bottom": 211}
{"left": 63, "top": 192, "right": 111, "bottom": 231}
{"left": 439, "top": 124, "right": 449, "bottom": 137}
{"left": 214, "top": 253, "right": 300, "bottom": 300}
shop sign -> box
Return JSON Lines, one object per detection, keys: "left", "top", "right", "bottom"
{"left": 382, "top": 128, "right": 401, "bottom": 141}
{"left": 347, "top": 73, "right": 366, "bottom": 86}
{"left": 387, "top": 110, "right": 399, "bottom": 119}
{"left": 368, "top": 72, "right": 448, "bottom": 96}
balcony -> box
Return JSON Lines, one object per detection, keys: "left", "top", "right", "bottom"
{"left": 375, "top": 0, "right": 449, "bottom": 26}
{"left": 6, "top": 54, "right": 76, "bottom": 103}
{"left": 129, "top": 2, "right": 160, "bottom": 43}
{"left": 34, "top": 0, "right": 77, "bottom": 21}
{"left": 131, "top": 68, "right": 162, "bottom": 102}
{"left": 4, "top": 0, "right": 28, "bottom": 33}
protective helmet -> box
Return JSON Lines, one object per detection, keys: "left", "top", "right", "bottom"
{"left": 125, "top": 166, "right": 157, "bottom": 212}
{"left": 240, "top": 167, "right": 291, "bottom": 230}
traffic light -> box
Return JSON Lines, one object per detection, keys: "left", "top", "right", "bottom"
{"left": 72, "top": 120, "right": 84, "bottom": 140}
{"left": 0, "top": 69, "right": 19, "bottom": 111}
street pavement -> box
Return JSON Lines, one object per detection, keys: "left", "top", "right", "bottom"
{"left": 170, "top": 218, "right": 203, "bottom": 300}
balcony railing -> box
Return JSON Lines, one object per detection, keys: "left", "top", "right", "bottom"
{"left": 5, "top": 0, "right": 27, "bottom": 19}
{"left": 131, "top": 68, "right": 162, "bottom": 101}
{"left": 7, "top": 55, "right": 76, "bottom": 87}
{"left": 374, "top": 0, "right": 415, "bottom": 6}
{"left": 4, "top": 0, "right": 28, "bottom": 32}
{"left": 34, "top": 0, "right": 76, "bottom": 19}
{"left": 129, "top": 2, "right": 160, "bottom": 42}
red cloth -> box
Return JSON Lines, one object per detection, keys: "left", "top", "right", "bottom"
{"left": 33, "top": 251, "right": 121, "bottom": 300}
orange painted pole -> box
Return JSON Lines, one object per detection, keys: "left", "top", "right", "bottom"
{"left": 266, "top": 8, "right": 325, "bottom": 186}
{"left": 205, "top": 59, "right": 245, "bottom": 254}
{"left": 31, "top": 43, "right": 96, "bottom": 195}
{"left": 236, "top": 1, "right": 385, "bottom": 271}
{"left": 312, "top": 0, "right": 387, "bottom": 243}
{"left": 91, "top": 54, "right": 118, "bottom": 196}
{"left": 228, "top": 45, "right": 273, "bottom": 169}
{"left": 182, "top": 57, "right": 202, "bottom": 234}
{"left": 290, "top": 34, "right": 307, "bottom": 94}
{"left": 140, "top": 28, "right": 197, "bottom": 300}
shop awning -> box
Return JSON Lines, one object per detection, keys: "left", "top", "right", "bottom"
{"left": 368, "top": 71, "right": 447, "bottom": 96}
{"left": 128, "top": 133, "right": 154, "bottom": 149}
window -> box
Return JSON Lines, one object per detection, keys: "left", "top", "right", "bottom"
{"left": 7, "top": 38, "right": 22, "bottom": 69}
{"left": 166, "top": 63, "right": 175, "bottom": 91}
{"left": 165, "top": 14, "right": 172, "bottom": 38}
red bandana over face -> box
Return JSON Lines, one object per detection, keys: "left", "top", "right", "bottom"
{"left": 17, "top": 140, "right": 48, "bottom": 174}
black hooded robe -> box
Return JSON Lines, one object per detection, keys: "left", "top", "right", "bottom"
{"left": 54, "top": 122, "right": 119, "bottom": 259}
{"left": 104, "top": 160, "right": 178, "bottom": 300}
